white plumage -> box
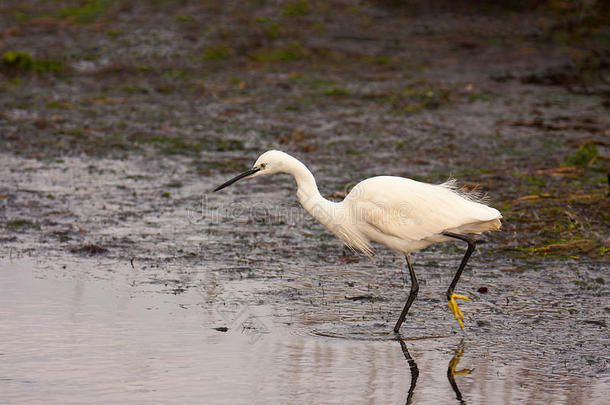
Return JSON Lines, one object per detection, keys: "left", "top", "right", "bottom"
{"left": 214, "top": 150, "right": 502, "bottom": 330}
{"left": 342, "top": 176, "right": 501, "bottom": 256}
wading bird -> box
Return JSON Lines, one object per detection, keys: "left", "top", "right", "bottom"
{"left": 214, "top": 150, "right": 502, "bottom": 331}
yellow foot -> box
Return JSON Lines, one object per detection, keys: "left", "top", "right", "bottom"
{"left": 448, "top": 293, "right": 470, "bottom": 328}
{"left": 449, "top": 340, "right": 472, "bottom": 376}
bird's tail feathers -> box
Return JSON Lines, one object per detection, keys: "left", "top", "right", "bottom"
{"left": 448, "top": 217, "right": 502, "bottom": 235}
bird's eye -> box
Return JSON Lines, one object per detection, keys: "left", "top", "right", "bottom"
{"left": 260, "top": 163, "right": 266, "bottom": 169}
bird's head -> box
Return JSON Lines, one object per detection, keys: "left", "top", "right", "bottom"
{"left": 214, "top": 150, "right": 290, "bottom": 192}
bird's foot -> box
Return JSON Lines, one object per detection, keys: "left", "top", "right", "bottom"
{"left": 449, "top": 354, "right": 472, "bottom": 376}
{"left": 449, "top": 341, "right": 472, "bottom": 376}
{"left": 447, "top": 293, "right": 470, "bottom": 328}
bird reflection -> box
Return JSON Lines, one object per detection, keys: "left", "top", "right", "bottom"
{"left": 447, "top": 339, "right": 472, "bottom": 404}
{"left": 396, "top": 337, "right": 472, "bottom": 404}
{"left": 397, "top": 338, "right": 419, "bottom": 404}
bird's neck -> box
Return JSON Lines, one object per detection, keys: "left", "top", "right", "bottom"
{"left": 289, "top": 158, "right": 322, "bottom": 206}
{"left": 285, "top": 156, "right": 340, "bottom": 226}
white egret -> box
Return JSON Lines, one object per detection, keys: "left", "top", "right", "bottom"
{"left": 214, "top": 150, "right": 502, "bottom": 331}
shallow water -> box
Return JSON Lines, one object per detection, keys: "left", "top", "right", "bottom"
{"left": 1, "top": 258, "right": 607, "bottom": 404}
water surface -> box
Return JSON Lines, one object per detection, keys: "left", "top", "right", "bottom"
{"left": 1, "top": 258, "right": 607, "bottom": 404}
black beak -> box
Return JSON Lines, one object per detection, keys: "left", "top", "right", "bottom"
{"left": 214, "top": 167, "right": 261, "bottom": 192}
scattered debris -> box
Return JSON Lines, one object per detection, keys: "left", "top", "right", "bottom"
{"left": 70, "top": 244, "right": 108, "bottom": 255}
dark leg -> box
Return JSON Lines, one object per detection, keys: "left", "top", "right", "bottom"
{"left": 394, "top": 254, "right": 419, "bottom": 333}
{"left": 443, "top": 232, "right": 476, "bottom": 328}
{"left": 397, "top": 338, "right": 419, "bottom": 404}
{"left": 442, "top": 232, "right": 476, "bottom": 299}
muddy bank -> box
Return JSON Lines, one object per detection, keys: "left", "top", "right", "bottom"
{"left": 1, "top": 1, "right": 608, "bottom": 259}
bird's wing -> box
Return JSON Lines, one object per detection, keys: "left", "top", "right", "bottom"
{"left": 346, "top": 177, "right": 498, "bottom": 242}
{"left": 352, "top": 197, "right": 443, "bottom": 242}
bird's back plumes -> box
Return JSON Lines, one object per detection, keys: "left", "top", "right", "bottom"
{"left": 439, "top": 178, "right": 490, "bottom": 205}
